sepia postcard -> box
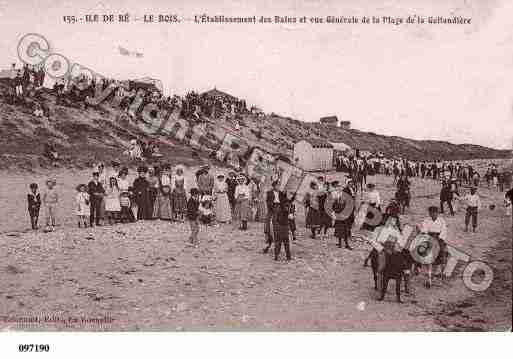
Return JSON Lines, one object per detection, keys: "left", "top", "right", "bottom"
{"left": 0, "top": 0, "right": 511, "bottom": 356}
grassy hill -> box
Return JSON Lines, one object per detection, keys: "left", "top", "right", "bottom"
{"left": 0, "top": 83, "right": 509, "bottom": 172}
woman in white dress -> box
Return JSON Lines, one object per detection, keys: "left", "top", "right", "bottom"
{"left": 213, "top": 174, "right": 232, "bottom": 223}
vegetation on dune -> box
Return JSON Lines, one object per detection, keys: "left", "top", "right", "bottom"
{"left": 0, "top": 82, "right": 509, "bottom": 172}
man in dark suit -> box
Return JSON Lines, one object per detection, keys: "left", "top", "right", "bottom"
{"left": 88, "top": 172, "right": 105, "bottom": 226}
{"left": 263, "top": 180, "right": 287, "bottom": 254}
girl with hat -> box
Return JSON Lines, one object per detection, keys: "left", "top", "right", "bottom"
{"left": 213, "top": 173, "right": 232, "bottom": 223}
{"left": 75, "top": 183, "right": 90, "bottom": 228}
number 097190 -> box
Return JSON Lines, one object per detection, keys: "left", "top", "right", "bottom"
{"left": 18, "top": 344, "right": 50, "bottom": 352}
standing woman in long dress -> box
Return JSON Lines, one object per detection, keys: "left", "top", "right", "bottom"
{"left": 153, "top": 165, "right": 171, "bottom": 219}
{"left": 304, "top": 181, "right": 320, "bottom": 239}
{"left": 172, "top": 165, "right": 188, "bottom": 222}
{"left": 235, "top": 175, "right": 252, "bottom": 230}
{"left": 213, "top": 174, "right": 232, "bottom": 223}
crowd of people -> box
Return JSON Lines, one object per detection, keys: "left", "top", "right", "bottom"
{"left": 23, "top": 150, "right": 513, "bottom": 303}
{"left": 335, "top": 153, "right": 511, "bottom": 192}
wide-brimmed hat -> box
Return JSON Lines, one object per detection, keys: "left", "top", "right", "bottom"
{"left": 46, "top": 179, "right": 56, "bottom": 185}
{"left": 137, "top": 165, "right": 148, "bottom": 173}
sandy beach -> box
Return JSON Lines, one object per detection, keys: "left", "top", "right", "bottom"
{"left": 0, "top": 169, "right": 511, "bottom": 331}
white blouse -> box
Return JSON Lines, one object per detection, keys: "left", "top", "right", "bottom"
{"left": 118, "top": 177, "right": 131, "bottom": 191}
{"left": 420, "top": 217, "right": 448, "bottom": 241}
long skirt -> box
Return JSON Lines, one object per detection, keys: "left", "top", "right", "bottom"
{"left": 214, "top": 193, "right": 232, "bottom": 222}
{"left": 319, "top": 210, "right": 332, "bottom": 228}
{"left": 305, "top": 207, "right": 320, "bottom": 228}
{"left": 172, "top": 188, "right": 187, "bottom": 214}
{"left": 235, "top": 198, "right": 252, "bottom": 221}
{"left": 154, "top": 193, "right": 173, "bottom": 220}
{"left": 149, "top": 188, "right": 158, "bottom": 219}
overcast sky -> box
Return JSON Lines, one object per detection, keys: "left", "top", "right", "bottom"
{"left": 1, "top": 0, "right": 512, "bottom": 149}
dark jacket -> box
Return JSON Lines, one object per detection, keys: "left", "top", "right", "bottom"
{"left": 186, "top": 197, "right": 200, "bottom": 220}
{"left": 383, "top": 251, "right": 408, "bottom": 278}
{"left": 27, "top": 192, "right": 41, "bottom": 212}
{"left": 87, "top": 181, "right": 105, "bottom": 201}
{"left": 132, "top": 177, "right": 150, "bottom": 201}
{"left": 227, "top": 178, "right": 237, "bottom": 203}
{"left": 274, "top": 197, "right": 292, "bottom": 226}
{"left": 266, "top": 189, "right": 287, "bottom": 212}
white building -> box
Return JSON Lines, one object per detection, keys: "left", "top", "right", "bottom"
{"left": 293, "top": 139, "right": 334, "bottom": 171}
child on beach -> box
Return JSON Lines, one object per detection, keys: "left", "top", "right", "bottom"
{"left": 42, "top": 179, "right": 58, "bottom": 229}
{"left": 105, "top": 177, "right": 121, "bottom": 225}
{"left": 119, "top": 191, "right": 134, "bottom": 223}
{"left": 27, "top": 183, "right": 41, "bottom": 230}
{"left": 75, "top": 184, "right": 90, "bottom": 228}
{"left": 186, "top": 188, "right": 201, "bottom": 246}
